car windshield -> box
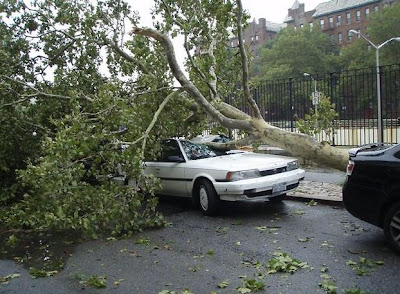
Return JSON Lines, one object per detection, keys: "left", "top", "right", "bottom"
{"left": 180, "top": 140, "right": 217, "bottom": 160}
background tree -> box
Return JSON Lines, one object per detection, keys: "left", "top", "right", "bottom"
{"left": 256, "top": 25, "right": 340, "bottom": 80}
{"left": 340, "top": 3, "right": 400, "bottom": 70}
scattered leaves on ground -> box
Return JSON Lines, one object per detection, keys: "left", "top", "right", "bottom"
{"left": 345, "top": 287, "right": 370, "bottom": 294}
{"left": 321, "top": 241, "right": 334, "bottom": 248}
{"left": 159, "top": 289, "right": 194, "bottom": 294}
{"left": 216, "top": 227, "right": 229, "bottom": 234}
{"left": 346, "top": 257, "right": 384, "bottom": 276}
{"left": 135, "top": 237, "right": 150, "bottom": 245}
{"left": 84, "top": 275, "right": 107, "bottom": 288}
{"left": 29, "top": 268, "right": 58, "bottom": 278}
{"left": 298, "top": 237, "right": 312, "bottom": 242}
{"left": 114, "top": 278, "right": 125, "bottom": 286}
{"left": 217, "top": 279, "right": 230, "bottom": 289}
{"left": 266, "top": 251, "right": 309, "bottom": 274}
{"left": 292, "top": 210, "right": 305, "bottom": 216}
{"left": 319, "top": 274, "right": 337, "bottom": 294}
{"left": 236, "top": 276, "right": 265, "bottom": 293}
{"left": 307, "top": 200, "right": 318, "bottom": 206}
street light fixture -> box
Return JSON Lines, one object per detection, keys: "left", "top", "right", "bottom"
{"left": 304, "top": 72, "right": 318, "bottom": 114}
{"left": 349, "top": 30, "right": 400, "bottom": 144}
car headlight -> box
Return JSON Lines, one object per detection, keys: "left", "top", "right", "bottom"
{"left": 226, "top": 169, "right": 261, "bottom": 181}
{"left": 287, "top": 160, "right": 298, "bottom": 171}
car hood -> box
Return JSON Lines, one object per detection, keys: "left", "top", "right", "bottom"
{"left": 189, "top": 152, "right": 294, "bottom": 171}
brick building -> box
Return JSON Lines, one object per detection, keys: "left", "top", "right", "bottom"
{"left": 285, "top": 0, "right": 399, "bottom": 47}
{"left": 229, "top": 18, "right": 285, "bottom": 58}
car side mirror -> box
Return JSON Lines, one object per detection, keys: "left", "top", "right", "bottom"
{"left": 167, "top": 155, "right": 185, "bottom": 163}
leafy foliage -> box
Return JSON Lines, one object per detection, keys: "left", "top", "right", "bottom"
{"left": 266, "top": 251, "right": 309, "bottom": 274}
{"left": 0, "top": 0, "right": 203, "bottom": 237}
{"left": 295, "top": 93, "right": 338, "bottom": 142}
{"left": 237, "top": 276, "right": 265, "bottom": 293}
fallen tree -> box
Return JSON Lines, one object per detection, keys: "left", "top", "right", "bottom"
{"left": 131, "top": 0, "right": 348, "bottom": 171}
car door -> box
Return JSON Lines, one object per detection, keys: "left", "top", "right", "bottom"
{"left": 145, "top": 139, "right": 188, "bottom": 197}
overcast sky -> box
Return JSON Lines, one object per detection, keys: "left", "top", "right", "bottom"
{"left": 131, "top": 0, "right": 324, "bottom": 25}
{"left": 129, "top": 0, "right": 325, "bottom": 79}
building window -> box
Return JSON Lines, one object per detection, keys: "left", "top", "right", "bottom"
{"left": 337, "top": 15, "right": 342, "bottom": 26}
{"left": 356, "top": 29, "right": 361, "bottom": 38}
{"left": 329, "top": 17, "right": 333, "bottom": 28}
{"left": 338, "top": 32, "right": 342, "bottom": 44}
{"left": 384, "top": 3, "right": 388, "bottom": 8}
{"left": 320, "top": 19, "right": 325, "bottom": 29}
{"left": 309, "top": 22, "right": 314, "bottom": 28}
{"left": 256, "top": 35, "right": 259, "bottom": 41}
{"left": 374, "top": 5, "right": 379, "bottom": 12}
{"left": 300, "top": 23, "right": 304, "bottom": 28}
{"left": 329, "top": 34, "right": 334, "bottom": 42}
{"left": 356, "top": 10, "right": 361, "bottom": 21}
{"left": 230, "top": 41, "right": 234, "bottom": 47}
{"left": 365, "top": 8, "right": 370, "bottom": 18}
{"left": 347, "top": 30, "right": 352, "bottom": 41}
{"left": 347, "top": 13, "right": 351, "bottom": 24}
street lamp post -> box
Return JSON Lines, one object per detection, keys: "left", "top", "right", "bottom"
{"left": 304, "top": 72, "right": 318, "bottom": 114}
{"left": 349, "top": 30, "right": 400, "bottom": 144}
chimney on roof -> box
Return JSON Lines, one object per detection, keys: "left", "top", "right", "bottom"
{"left": 259, "top": 18, "right": 266, "bottom": 28}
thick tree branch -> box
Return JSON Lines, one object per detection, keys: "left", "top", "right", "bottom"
{"left": 132, "top": 27, "right": 253, "bottom": 131}
{"left": 236, "top": 0, "right": 262, "bottom": 119}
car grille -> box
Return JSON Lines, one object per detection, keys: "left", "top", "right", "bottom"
{"left": 260, "top": 166, "right": 287, "bottom": 176}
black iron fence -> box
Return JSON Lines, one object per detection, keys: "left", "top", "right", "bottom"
{"left": 226, "top": 64, "right": 400, "bottom": 146}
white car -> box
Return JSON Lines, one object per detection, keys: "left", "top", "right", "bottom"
{"left": 144, "top": 138, "right": 305, "bottom": 215}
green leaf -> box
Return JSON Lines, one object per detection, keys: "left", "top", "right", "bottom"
{"left": 217, "top": 279, "right": 230, "bottom": 288}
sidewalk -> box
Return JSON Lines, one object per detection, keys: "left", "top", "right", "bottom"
{"left": 286, "top": 168, "right": 345, "bottom": 203}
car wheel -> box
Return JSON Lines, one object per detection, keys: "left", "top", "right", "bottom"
{"left": 383, "top": 202, "right": 400, "bottom": 253}
{"left": 269, "top": 194, "right": 286, "bottom": 202}
{"left": 196, "top": 180, "right": 219, "bottom": 216}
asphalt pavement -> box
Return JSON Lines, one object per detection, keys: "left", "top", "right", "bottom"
{"left": 3, "top": 168, "right": 399, "bottom": 294}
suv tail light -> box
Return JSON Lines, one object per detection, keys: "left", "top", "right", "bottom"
{"left": 346, "top": 160, "right": 355, "bottom": 176}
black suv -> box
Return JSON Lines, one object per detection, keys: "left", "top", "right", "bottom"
{"left": 343, "top": 143, "right": 400, "bottom": 253}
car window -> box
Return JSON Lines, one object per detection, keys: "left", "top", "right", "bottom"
{"left": 180, "top": 140, "right": 216, "bottom": 160}
{"left": 159, "top": 140, "right": 184, "bottom": 162}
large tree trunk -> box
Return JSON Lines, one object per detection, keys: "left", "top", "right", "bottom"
{"left": 251, "top": 119, "right": 348, "bottom": 171}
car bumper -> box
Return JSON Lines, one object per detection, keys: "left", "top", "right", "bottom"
{"left": 213, "top": 169, "right": 305, "bottom": 201}
{"left": 342, "top": 178, "right": 385, "bottom": 227}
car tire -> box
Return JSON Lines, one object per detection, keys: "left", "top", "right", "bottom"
{"left": 383, "top": 201, "right": 400, "bottom": 253}
{"left": 195, "top": 180, "right": 219, "bottom": 216}
{"left": 269, "top": 194, "right": 286, "bottom": 202}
